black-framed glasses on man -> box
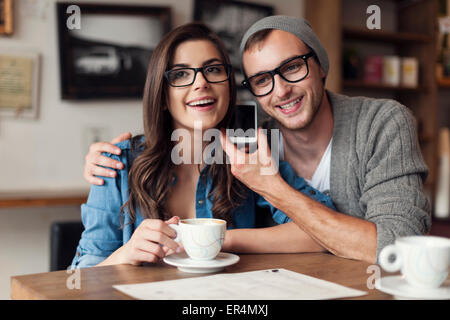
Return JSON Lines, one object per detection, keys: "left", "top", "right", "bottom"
{"left": 164, "top": 63, "right": 232, "bottom": 87}
{"left": 242, "top": 52, "right": 316, "bottom": 97}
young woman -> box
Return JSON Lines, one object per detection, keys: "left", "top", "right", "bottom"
{"left": 71, "top": 23, "right": 335, "bottom": 268}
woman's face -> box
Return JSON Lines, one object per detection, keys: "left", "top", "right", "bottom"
{"left": 166, "top": 40, "right": 230, "bottom": 132}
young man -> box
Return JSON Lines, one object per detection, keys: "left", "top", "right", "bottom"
{"left": 83, "top": 16, "right": 430, "bottom": 263}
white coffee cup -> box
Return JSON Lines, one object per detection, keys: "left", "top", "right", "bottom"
{"left": 379, "top": 236, "right": 450, "bottom": 289}
{"left": 169, "top": 218, "right": 226, "bottom": 260}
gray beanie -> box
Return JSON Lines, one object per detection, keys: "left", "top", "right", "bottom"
{"left": 239, "top": 15, "right": 329, "bottom": 78}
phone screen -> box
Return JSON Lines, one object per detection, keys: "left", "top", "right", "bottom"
{"left": 228, "top": 104, "right": 256, "bottom": 139}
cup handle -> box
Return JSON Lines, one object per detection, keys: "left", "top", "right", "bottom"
{"left": 379, "top": 244, "right": 402, "bottom": 272}
{"left": 168, "top": 224, "right": 180, "bottom": 243}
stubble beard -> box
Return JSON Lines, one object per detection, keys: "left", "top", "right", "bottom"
{"left": 278, "top": 89, "right": 324, "bottom": 131}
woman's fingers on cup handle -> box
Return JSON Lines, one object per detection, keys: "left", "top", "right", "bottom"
{"left": 162, "top": 246, "right": 172, "bottom": 255}
{"left": 155, "top": 218, "right": 179, "bottom": 239}
{"left": 134, "top": 239, "right": 166, "bottom": 260}
{"left": 165, "top": 216, "right": 180, "bottom": 225}
{"left": 157, "top": 235, "right": 180, "bottom": 252}
{"left": 163, "top": 244, "right": 184, "bottom": 256}
{"left": 141, "top": 222, "right": 179, "bottom": 250}
{"left": 134, "top": 250, "right": 160, "bottom": 264}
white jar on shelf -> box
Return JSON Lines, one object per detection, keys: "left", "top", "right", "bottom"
{"left": 383, "top": 56, "right": 400, "bottom": 86}
{"left": 401, "top": 57, "right": 418, "bottom": 88}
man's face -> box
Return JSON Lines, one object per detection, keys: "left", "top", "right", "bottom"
{"left": 242, "top": 30, "right": 325, "bottom": 130}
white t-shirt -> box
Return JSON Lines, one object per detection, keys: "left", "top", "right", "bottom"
{"left": 279, "top": 134, "right": 332, "bottom": 193}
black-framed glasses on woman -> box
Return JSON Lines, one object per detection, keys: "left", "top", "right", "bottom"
{"left": 164, "top": 63, "right": 232, "bottom": 87}
{"left": 242, "top": 52, "right": 316, "bottom": 97}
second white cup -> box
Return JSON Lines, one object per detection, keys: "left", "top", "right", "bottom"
{"left": 379, "top": 236, "right": 450, "bottom": 289}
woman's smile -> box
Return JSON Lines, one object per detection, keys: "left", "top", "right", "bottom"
{"left": 186, "top": 96, "right": 217, "bottom": 111}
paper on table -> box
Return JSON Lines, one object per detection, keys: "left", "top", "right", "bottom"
{"left": 113, "top": 268, "right": 367, "bottom": 300}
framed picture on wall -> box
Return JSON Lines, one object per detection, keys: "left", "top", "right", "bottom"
{"left": 57, "top": 3, "right": 171, "bottom": 100}
{"left": 0, "top": 49, "right": 40, "bottom": 119}
{"left": 193, "top": 0, "right": 273, "bottom": 93}
{"left": 0, "top": 0, "right": 13, "bottom": 35}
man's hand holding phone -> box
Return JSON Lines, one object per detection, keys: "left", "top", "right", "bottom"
{"left": 221, "top": 123, "right": 281, "bottom": 196}
{"left": 227, "top": 101, "right": 258, "bottom": 153}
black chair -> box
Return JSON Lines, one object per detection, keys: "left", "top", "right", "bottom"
{"left": 50, "top": 221, "right": 84, "bottom": 271}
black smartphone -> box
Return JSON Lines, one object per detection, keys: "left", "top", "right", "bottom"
{"left": 227, "top": 101, "right": 258, "bottom": 145}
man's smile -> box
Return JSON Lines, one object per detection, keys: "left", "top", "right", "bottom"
{"left": 276, "top": 96, "right": 303, "bottom": 114}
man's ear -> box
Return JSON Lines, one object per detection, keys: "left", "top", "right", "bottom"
{"left": 319, "top": 67, "right": 325, "bottom": 79}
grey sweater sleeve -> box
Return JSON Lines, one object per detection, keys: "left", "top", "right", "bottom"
{"left": 358, "top": 102, "right": 431, "bottom": 261}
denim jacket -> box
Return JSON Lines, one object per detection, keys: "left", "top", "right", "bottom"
{"left": 71, "top": 138, "right": 335, "bottom": 268}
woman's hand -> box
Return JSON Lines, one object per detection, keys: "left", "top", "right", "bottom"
{"left": 83, "top": 132, "right": 132, "bottom": 185}
{"left": 98, "top": 216, "right": 182, "bottom": 266}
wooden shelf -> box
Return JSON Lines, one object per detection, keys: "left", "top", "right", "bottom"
{"left": 343, "top": 27, "right": 433, "bottom": 44}
{"left": 438, "top": 77, "right": 450, "bottom": 88}
{"left": 430, "top": 218, "right": 450, "bottom": 237}
{"left": 307, "top": 0, "right": 439, "bottom": 204}
{"left": 419, "top": 134, "right": 434, "bottom": 144}
{"left": 425, "top": 179, "right": 436, "bottom": 188}
{"left": 343, "top": 80, "right": 428, "bottom": 92}
{"left": 0, "top": 190, "right": 89, "bottom": 208}
{"left": 432, "top": 217, "right": 450, "bottom": 223}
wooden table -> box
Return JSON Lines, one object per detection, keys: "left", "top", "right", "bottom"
{"left": 11, "top": 252, "right": 393, "bottom": 300}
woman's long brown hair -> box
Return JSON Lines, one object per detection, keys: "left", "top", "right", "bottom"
{"left": 121, "top": 22, "right": 247, "bottom": 227}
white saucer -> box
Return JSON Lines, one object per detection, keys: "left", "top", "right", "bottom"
{"left": 375, "top": 276, "right": 450, "bottom": 300}
{"left": 163, "top": 252, "right": 239, "bottom": 273}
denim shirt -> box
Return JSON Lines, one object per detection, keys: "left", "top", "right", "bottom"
{"left": 71, "top": 138, "right": 335, "bottom": 268}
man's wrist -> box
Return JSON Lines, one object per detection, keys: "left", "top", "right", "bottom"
{"left": 257, "top": 173, "right": 287, "bottom": 204}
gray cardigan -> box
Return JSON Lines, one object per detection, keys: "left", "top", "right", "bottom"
{"left": 265, "top": 90, "right": 431, "bottom": 261}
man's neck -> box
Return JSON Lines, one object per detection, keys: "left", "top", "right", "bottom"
{"left": 280, "top": 91, "right": 334, "bottom": 164}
